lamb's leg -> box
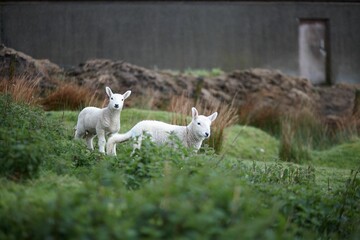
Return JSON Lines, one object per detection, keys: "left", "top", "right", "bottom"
{"left": 107, "top": 133, "right": 117, "bottom": 156}
{"left": 131, "top": 135, "right": 143, "bottom": 156}
{"left": 86, "top": 134, "right": 95, "bottom": 150}
{"left": 97, "top": 129, "right": 106, "bottom": 154}
{"left": 106, "top": 132, "right": 133, "bottom": 156}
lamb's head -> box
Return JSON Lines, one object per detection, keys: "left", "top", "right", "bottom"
{"left": 189, "top": 107, "right": 218, "bottom": 140}
{"left": 105, "top": 87, "right": 131, "bottom": 111}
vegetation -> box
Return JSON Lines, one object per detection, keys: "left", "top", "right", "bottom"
{"left": 0, "top": 94, "right": 359, "bottom": 239}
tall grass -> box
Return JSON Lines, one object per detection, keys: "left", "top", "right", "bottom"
{"left": 130, "top": 88, "right": 159, "bottom": 110}
{"left": 0, "top": 75, "right": 40, "bottom": 105}
{"left": 279, "top": 114, "right": 313, "bottom": 163}
{"left": 238, "top": 93, "right": 360, "bottom": 162}
{"left": 41, "top": 83, "right": 103, "bottom": 110}
{"left": 238, "top": 94, "right": 283, "bottom": 136}
{"left": 168, "top": 93, "right": 238, "bottom": 153}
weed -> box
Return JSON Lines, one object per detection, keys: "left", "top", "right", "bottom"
{"left": 111, "top": 134, "right": 194, "bottom": 190}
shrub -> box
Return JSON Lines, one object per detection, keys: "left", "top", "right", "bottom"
{"left": 110, "top": 134, "right": 194, "bottom": 190}
{"left": 0, "top": 94, "right": 63, "bottom": 180}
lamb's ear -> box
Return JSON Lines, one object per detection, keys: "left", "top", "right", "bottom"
{"left": 191, "top": 107, "right": 198, "bottom": 120}
{"left": 123, "top": 90, "right": 131, "bottom": 99}
{"left": 208, "top": 112, "right": 218, "bottom": 122}
{"left": 105, "top": 87, "right": 113, "bottom": 97}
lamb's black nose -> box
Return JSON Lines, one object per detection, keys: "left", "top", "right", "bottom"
{"left": 114, "top": 104, "right": 119, "bottom": 108}
{"left": 205, "top": 132, "right": 209, "bottom": 137}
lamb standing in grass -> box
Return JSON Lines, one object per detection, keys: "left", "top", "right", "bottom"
{"left": 74, "top": 86, "right": 131, "bottom": 153}
{"left": 106, "top": 107, "right": 218, "bottom": 156}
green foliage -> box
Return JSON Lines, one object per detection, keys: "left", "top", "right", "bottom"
{"left": 0, "top": 95, "right": 64, "bottom": 180}
{"left": 1, "top": 99, "right": 360, "bottom": 239}
{"left": 110, "top": 134, "right": 195, "bottom": 190}
{"left": 222, "top": 125, "right": 279, "bottom": 161}
{"left": 312, "top": 139, "right": 360, "bottom": 169}
{"left": 182, "top": 68, "right": 225, "bottom": 78}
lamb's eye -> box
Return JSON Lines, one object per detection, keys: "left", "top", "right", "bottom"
{"left": 111, "top": 97, "right": 114, "bottom": 100}
{"left": 122, "top": 99, "right": 124, "bottom": 101}
{"left": 197, "top": 122, "right": 201, "bottom": 125}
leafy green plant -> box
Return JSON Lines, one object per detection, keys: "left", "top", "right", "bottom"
{"left": 0, "top": 94, "right": 63, "bottom": 180}
{"left": 110, "top": 134, "right": 194, "bottom": 190}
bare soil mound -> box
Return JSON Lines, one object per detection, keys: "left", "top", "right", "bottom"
{"left": 0, "top": 44, "right": 62, "bottom": 92}
{"left": 1, "top": 45, "right": 359, "bottom": 118}
{"left": 65, "top": 59, "right": 196, "bottom": 108}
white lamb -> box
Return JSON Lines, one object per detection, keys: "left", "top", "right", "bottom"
{"left": 106, "top": 107, "right": 218, "bottom": 156}
{"left": 74, "top": 86, "right": 131, "bottom": 153}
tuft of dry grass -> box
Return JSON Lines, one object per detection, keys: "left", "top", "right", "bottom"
{"left": 238, "top": 94, "right": 283, "bottom": 136}
{"left": 279, "top": 114, "right": 313, "bottom": 163}
{"left": 0, "top": 75, "right": 40, "bottom": 105}
{"left": 168, "top": 92, "right": 238, "bottom": 153}
{"left": 41, "top": 83, "right": 103, "bottom": 110}
{"left": 130, "top": 88, "right": 159, "bottom": 110}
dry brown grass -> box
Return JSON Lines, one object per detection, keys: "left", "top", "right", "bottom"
{"left": 278, "top": 113, "right": 313, "bottom": 163}
{"left": 238, "top": 94, "right": 283, "bottom": 136}
{"left": 130, "top": 88, "right": 159, "bottom": 110}
{"left": 41, "top": 83, "right": 103, "bottom": 110}
{"left": 0, "top": 75, "right": 41, "bottom": 105}
{"left": 168, "top": 92, "right": 238, "bottom": 153}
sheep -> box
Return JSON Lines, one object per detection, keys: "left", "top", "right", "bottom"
{"left": 74, "top": 86, "right": 131, "bottom": 153}
{"left": 106, "top": 107, "right": 218, "bottom": 156}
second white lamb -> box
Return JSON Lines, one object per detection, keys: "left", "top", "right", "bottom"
{"left": 106, "top": 107, "right": 218, "bottom": 156}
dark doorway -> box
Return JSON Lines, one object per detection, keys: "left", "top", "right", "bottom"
{"left": 299, "top": 19, "right": 330, "bottom": 85}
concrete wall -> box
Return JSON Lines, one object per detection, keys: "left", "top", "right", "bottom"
{"left": 1, "top": 1, "right": 360, "bottom": 84}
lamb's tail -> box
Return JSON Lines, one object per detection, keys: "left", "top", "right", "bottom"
{"left": 106, "top": 131, "right": 132, "bottom": 156}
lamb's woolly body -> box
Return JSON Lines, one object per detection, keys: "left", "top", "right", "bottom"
{"left": 76, "top": 107, "right": 120, "bottom": 135}
{"left": 106, "top": 108, "right": 217, "bottom": 156}
{"left": 74, "top": 87, "right": 131, "bottom": 153}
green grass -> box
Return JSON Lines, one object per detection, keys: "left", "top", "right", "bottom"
{"left": 312, "top": 139, "right": 360, "bottom": 169}
{"left": 1, "top": 96, "right": 360, "bottom": 239}
{"left": 221, "top": 125, "right": 279, "bottom": 161}
{"left": 47, "top": 109, "right": 359, "bottom": 189}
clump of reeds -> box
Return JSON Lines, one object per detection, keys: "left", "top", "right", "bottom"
{"left": 130, "top": 88, "right": 159, "bottom": 110}
{"left": 41, "top": 83, "right": 103, "bottom": 110}
{"left": 278, "top": 113, "right": 313, "bottom": 163}
{"left": 238, "top": 94, "right": 283, "bottom": 136}
{"left": 168, "top": 92, "right": 238, "bottom": 153}
{"left": 0, "top": 75, "right": 41, "bottom": 105}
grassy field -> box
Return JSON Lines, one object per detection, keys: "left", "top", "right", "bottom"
{"left": 1, "top": 96, "right": 359, "bottom": 239}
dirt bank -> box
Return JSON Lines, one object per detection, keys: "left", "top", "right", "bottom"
{"left": 1, "top": 45, "right": 359, "bottom": 118}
